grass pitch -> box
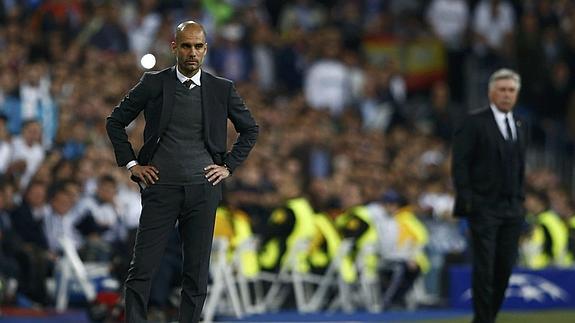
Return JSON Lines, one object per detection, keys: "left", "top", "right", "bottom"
{"left": 416, "top": 309, "right": 575, "bottom": 323}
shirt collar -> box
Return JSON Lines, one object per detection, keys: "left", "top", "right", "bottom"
{"left": 176, "top": 66, "right": 201, "bottom": 86}
{"left": 489, "top": 103, "right": 513, "bottom": 121}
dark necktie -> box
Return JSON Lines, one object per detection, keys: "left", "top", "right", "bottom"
{"left": 183, "top": 79, "right": 194, "bottom": 89}
{"left": 504, "top": 116, "right": 513, "bottom": 141}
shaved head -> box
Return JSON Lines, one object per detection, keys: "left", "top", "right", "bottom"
{"left": 175, "top": 21, "right": 206, "bottom": 43}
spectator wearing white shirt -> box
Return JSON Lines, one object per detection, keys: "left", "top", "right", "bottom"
{"left": 426, "top": 0, "right": 470, "bottom": 101}
{"left": 18, "top": 63, "right": 57, "bottom": 148}
{"left": 304, "top": 28, "right": 352, "bottom": 116}
{"left": 427, "top": 0, "right": 469, "bottom": 50}
{"left": 115, "top": 180, "right": 142, "bottom": 232}
{"left": 76, "top": 175, "right": 122, "bottom": 242}
{"left": 43, "top": 182, "right": 82, "bottom": 254}
{"left": 359, "top": 66, "right": 406, "bottom": 131}
{"left": 75, "top": 175, "right": 123, "bottom": 261}
{"left": 122, "top": 0, "right": 161, "bottom": 59}
{"left": 378, "top": 190, "right": 429, "bottom": 308}
{"left": 0, "top": 114, "right": 12, "bottom": 174}
{"left": 472, "top": 0, "right": 516, "bottom": 62}
{"left": 10, "top": 120, "right": 45, "bottom": 190}
{"left": 366, "top": 200, "right": 398, "bottom": 261}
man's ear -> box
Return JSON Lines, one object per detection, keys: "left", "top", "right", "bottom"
{"left": 170, "top": 41, "right": 177, "bottom": 54}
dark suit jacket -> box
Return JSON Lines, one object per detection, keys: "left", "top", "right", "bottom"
{"left": 106, "top": 67, "right": 258, "bottom": 176}
{"left": 451, "top": 107, "right": 527, "bottom": 217}
{"left": 9, "top": 203, "right": 49, "bottom": 250}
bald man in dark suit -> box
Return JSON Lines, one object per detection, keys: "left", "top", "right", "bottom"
{"left": 106, "top": 21, "right": 258, "bottom": 323}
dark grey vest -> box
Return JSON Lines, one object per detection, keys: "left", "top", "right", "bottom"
{"left": 500, "top": 138, "right": 521, "bottom": 198}
{"left": 150, "top": 82, "right": 213, "bottom": 184}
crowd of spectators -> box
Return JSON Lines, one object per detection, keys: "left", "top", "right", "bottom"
{"left": 0, "top": 0, "right": 574, "bottom": 313}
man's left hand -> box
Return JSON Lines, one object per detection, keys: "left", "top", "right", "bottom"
{"left": 204, "top": 164, "right": 230, "bottom": 185}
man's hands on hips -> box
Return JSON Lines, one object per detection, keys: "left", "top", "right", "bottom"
{"left": 204, "top": 164, "right": 230, "bottom": 185}
{"left": 130, "top": 165, "right": 159, "bottom": 185}
{"left": 129, "top": 164, "right": 229, "bottom": 186}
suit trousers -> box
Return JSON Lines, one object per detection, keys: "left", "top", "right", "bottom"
{"left": 124, "top": 182, "right": 221, "bottom": 323}
{"left": 469, "top": 200, "right": 524, "bottom": 323}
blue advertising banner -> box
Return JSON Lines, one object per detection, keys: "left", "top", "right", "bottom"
{"left": 449, "top": 265, "right": 575, "bottom": 309}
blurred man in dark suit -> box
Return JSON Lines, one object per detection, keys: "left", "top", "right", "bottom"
{"left": 452, "top": 69, "right": 527, "bottom": 323}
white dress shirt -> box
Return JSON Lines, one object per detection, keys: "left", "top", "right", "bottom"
{"left": 490, "top": 104, "right": 516, "bottom": 141}
{"left": 176, "top": 66, "right": 202, "bottom": 89}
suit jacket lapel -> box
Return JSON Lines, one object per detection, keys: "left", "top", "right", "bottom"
{"left": 514, "top": 115, "right": 526, "bottom": 157}
{"left": 159, "top": 66, "right": 176, "bottom": 133}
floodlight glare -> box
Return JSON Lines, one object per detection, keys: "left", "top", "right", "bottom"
{"left": 140, "top": 54, "right": 156, "bottom": 69}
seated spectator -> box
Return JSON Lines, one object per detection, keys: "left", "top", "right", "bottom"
{"left": 9, "top": 180, "right": 53, "bottom": 305}
{"left": 75, "top": 174, "right": 122, "bottom": 261}
{"left": 10, "top": 180, "right": 50, "bottom": 248}
{"left": 0, "top": 180, "right": 19, "bottom": 305}
{"left": 379, "top": 190, "right": 429, "bottom": 309}
{"left": 43, "top": 181, "right": 82, "bottom": 255}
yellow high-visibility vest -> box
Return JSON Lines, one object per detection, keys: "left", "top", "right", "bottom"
{"left": 310, "top": 213, "right": 357, "bottom": 283}
{"left": 568, "top": 216, "right": 575, "bottom": 263}
{"left": 215, "top": 207, "right": 260, "bottom": 277}
{"left": 232, "top": 210, "right": 260, "bottom": 278}
{"left": 538, "top": 210, "right": 570, "bottom": 267}
{"left": 395, "top": 207, "right": 430, "bottom": 273}
{"left": 259, "top": 197, "right": 317, "bottom": 272}
{"left": 523, "top": 225, "right": 547, "bottom": 269}
{"left": 335, "top": 206, "right": 378, "bottom": 276}
{"left": 214, "top": 206, "right": 235, "bottom": 240}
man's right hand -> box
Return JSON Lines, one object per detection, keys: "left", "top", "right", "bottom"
{"left": 130, "top": 165, "right": 159, "bottom": 185}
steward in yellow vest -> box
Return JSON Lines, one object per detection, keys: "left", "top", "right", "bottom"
{"left": 309, "top": 212, "right": 357, "bottom": 283}
{"left": 568, "top": 214, "right": 575, "bottom": 263}
{"left": 335, "top": 205, "right": 378, "bottom": 278}
{"left": 523, "top": 190, "right": 570, "bottom": 268}
{"left": 258, "top": 197, "right": 316, "bottom": 273}
{"left": 214, "top": 206, "right": 260, "bottom": 278}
